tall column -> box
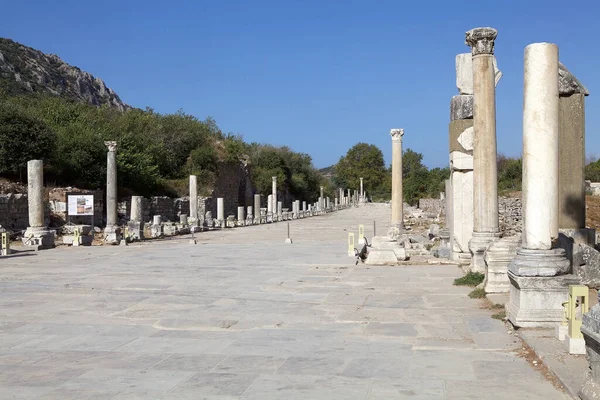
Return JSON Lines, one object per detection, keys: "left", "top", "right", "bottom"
{"left": 272, "top": 177, "right": 277, "bottom": 217}
{"left": 360, "top": 178, "right": 364, "bottom": 202}
{"left": 217, "top": 197, "right": 225, "bottom": 228}
{"left": 189, "top": 175, "right": 198, "bottom": 229}
{"left": 507, "top": 42, "right": 572, "bottom": 328}
{"left": 465, "top": 27, "right": 500, "bottom": 272}
{"left": 390, "top": 128, "right": 404, "bottom": 237}
{"left": 254, "top": 194, "right": 261, "bottom": 224}
{"left": 22, "top": 160, "right": 54, "bottom": 248}
{"left": 104, "top": 141, "right": 121, "bottom": 244}
{"left": 237, "top": 206, "right": 244, "bottom": 226}
{"left": 339, "top": 188, "right": 344, "bottom": 206}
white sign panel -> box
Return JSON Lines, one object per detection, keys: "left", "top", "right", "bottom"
{"left": 67, "top": 195, "right": 94, "bottom": 216}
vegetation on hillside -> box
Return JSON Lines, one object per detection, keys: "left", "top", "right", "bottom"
{"left": 0, "top": 91, "right": 324, "bottom": 201}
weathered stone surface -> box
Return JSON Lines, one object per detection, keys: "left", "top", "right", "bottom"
{"left": 450, "top": 95, "right": 473, "bottom": 121}
{"left": 507, "top": 271, "right": 580, "bottom": 328}
{"left": 508, "top": 248, "right": 570, "bottom": 277}
{"left": 450, "top": 151, "right": 473, "bottom": 170}
{"left": 559, "top": 62, "right": 589, "bottom": 96}
{"left": 581, "top": 296, "right": 600, "bottom": 400}
{"left": 365, "top": 249, "right": 398, "bottom": 265}
{"left": 449, "top": 119, "right": 474, "bottom": 154}
{"left": 456, "top": 53, "right": 503, "bottom": 95}
{"left": 484, "top": 235, "right": 521, "bottom": 293}
{"left": 578, "top": 244, "right": 600, "bottom": 289}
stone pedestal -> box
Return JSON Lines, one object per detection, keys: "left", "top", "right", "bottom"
{"left": 126, "top": 221, "right": 144, "bottom": 241}
{"left": 151, "top": 215, "right": 162, "bottom": 238}
{"left": 484, "top": 235, "right": 521, "bottom": 293}
{"left": 581, "top": 300, "right": 600, "bottom": 400}
{"left": 507, "top": 271, "right": 579, "bottom": 328}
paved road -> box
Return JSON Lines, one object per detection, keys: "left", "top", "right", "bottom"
{"left": 0, "top": 204, "right": 570, "bottom": 399}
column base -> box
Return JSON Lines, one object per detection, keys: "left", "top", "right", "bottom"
{"left": 581, "top": 306, "right": 600, "bottom": 400}
{"left": 150, "top": 224, "right": 163, "bottom": 239}
{"left": 468, "top": 231, "right": 501, "bottom": 273}
{"left": 508, "top": 248, "right": 570, "bottom": 277}
{"left": 387, "top": 224, "right": 404, "bottom": 240}
{"left": 126, "top": 221, "right": 144, "bottom": 241}
{"left": 484, "top": 235, "right": 521, "bottom": 293}
{"left": 103, "top": 225, "right": 122, "bottom": 244}
{"left": 22, "top": 227, "right": 55, "bottom": 249}
{"left": 507, "top": 271, "right": 579, "bottom": 328}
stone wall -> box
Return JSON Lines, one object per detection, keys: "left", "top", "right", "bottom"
{"left": 499, "top": 196, "right": 522, "bottom": 236}
{"left": 0, "top": 194, "right": 30, "bottom": 231}
{"left": 210, "top": 161, "right": 254, "bottom": 217}
{"left": 418, "top": 198, "right": 445, "bottom": 215}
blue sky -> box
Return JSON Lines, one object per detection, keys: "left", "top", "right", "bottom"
{"left": 3, "top": 0, "right": 599, "bottom": 169}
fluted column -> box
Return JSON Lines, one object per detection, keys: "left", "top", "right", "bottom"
{"left": 390, "top": 129, "right": 404, "bottom": 237}
{"left": 466, "top": 27, "right": 500, "bottom": 272}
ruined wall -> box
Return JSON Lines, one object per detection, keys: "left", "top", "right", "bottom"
{"left": 0, "top": 194, "right": 29, "bottom": 230}
{"left": 499, "top": 196, "right": 522, "bottom": 236}
{"left": 418, "top": 198, "right": 445, "bottom": 215}
{"left": 210, "top": 161, "right": 254, "bottom": 217}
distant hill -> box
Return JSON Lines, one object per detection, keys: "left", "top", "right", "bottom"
{"left": 0, "top": 38, "right": 128, "bottom": 110}
{"left": 319, "top": 165, "right": 336, "bottom": 180}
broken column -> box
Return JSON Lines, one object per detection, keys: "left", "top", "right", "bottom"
{"left": 389, "top": 128, "right": 404, "bottom": 238}
{"left": 507, "top": 42, "right": 574, "bottom": 327}
{"left": 189, "top": 175, "right": 199, "bottom": 231}
{"left": 465, "top": 27, "right": 501, "bottom": 272}
{"left": 22, "top": 160, "right": 54, "bottom": 249}
{"left": 103, "top": 141, "right": 121, "bottom": 244}
{"left": 277, "top": 201, "right": 282, "bottom": 220}
{"left": 237, "top": 206, "right": 245, "bottom": 227}
{"left": 360, "top": 178, "right": 364, "bottom": 202}
{"left": 246, "top": 206, "right": 253, "bottom": 225}
{"left": 267, "top": 194, "right": 273, "bottom": 222}
{"left": 217, "top": 197, "right": 225, "bottom": 228}
{"left": 254, "top": 194, "right": 261, "bottom": 224}
{"left": 127, "top": 195, "right": 144, "bottom": 241}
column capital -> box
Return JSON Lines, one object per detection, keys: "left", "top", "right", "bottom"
{"left": 465, "top": 27, "right": 497, "bottom": 56}
{"left": 272, "top": 176, "right": 277, "bottom": 182}
{"left": 390, "top": 129, "right": 404, "bottom": 142}
{"left": 104, "top": 141, "right": 117, "bottom": 152}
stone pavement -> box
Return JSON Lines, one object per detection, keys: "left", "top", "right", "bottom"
{"left": 0, "top": 204, "right": 570, "bottom": 399}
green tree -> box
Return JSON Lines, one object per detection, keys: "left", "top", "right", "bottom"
{"left": 402, "top": 149, "right": 429, "bottom": 205}
{"left": 334, "top": 143, "right": 388, "bottom": 197}
{"left": 0, "top": 101, "right": 56, "bottom": 176}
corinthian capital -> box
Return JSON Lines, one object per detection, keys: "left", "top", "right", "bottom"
{"left": 104, "top": 141, "right": 117, "bottom": 152}
{"left": 390, "top": 129, "right": 404, "bottom": 142}
{"left": 465, "top": 27, "right": 498, "bottom": 56}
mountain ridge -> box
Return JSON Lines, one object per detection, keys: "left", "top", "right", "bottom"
{"left": 0, "top": 37, "right": 128, "bottom": 110}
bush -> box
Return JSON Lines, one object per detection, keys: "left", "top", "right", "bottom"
{"left": 0, "top": 101, "right": 56, "bottom": 176}
{"left": 453, "top": 272, "right": 485, "bottom": 287}
{"left": 468, "top": 288, "right": 487, "bottom": 299}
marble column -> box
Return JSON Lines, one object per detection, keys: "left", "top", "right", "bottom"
{"left": 127, "top": 195, "right": 144, "bottom": 241}
{"left": 507, "top": 42, "right": 574, "bottom": 328}
{"left": 246, "top": 206, "right": 253, "bottom": 225}
{"left": 390, "top": 128, "right": 404, "bottom": 237}
{"left": 217, "top": 197, "right": 225, "bottom": 228}
{"left": 254, "top": 194, "right": 261, "bottom": 224}
{"left": 339, "top": 188, "right": 344, "bottom": 206}
{"left": 22, "top": 160, "right": 54, "bottom": 248}
{"left": 237, "top": 206, "right": 244, "bottom": 226}
{"left": 189, "top": 175, "right": 198, "bottom": 230}
{"left": 465, "top": 27, "right": 501, "bottom": 272}
{"left": 360, "top": 178, "right": 364, "bottom": 200}
{"left": 272, "top": 177, "right": 277, "bottom": 217}
{"left": 104, "top": 141, "right": 121, "bottom": 244}
{"left": 302, "top": 201, "right": 307, "bottom": 212}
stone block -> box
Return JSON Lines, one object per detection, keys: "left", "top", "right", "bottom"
{"left": 450, "top": 95, "right": 473, "bottom": 121}
{"left": 449, "top": 119, "right": 475, "bottom": 154}
{"left": 567, "top": 336, "right": 586, "bottom": 355}
{"left": 484, "top": 235, "right": 521, "bottom": 294}
{"left": 507, "top": 272, "right": 580, "bottom": 328}
{"left": 456, "top": 53, "right": 503, "bottom": 95}
{"left": 365, "top": 249, "right": 398, "bottom": 266}
{"left": 450, "top": 151, "right": 473, "bottom": 170}
{"left": 578, "top": 243, "right": 600, "bottom": 289}
{"left": 581, "top": 302, "right": 600, "bottom": 400}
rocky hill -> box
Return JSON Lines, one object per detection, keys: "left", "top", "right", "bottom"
{"left": 0, "top": 38, "right": 128, "bottom": 110}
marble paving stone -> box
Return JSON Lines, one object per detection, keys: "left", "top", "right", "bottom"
{"left": 0, "top": 204, "right": 570, "bottom": 399}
